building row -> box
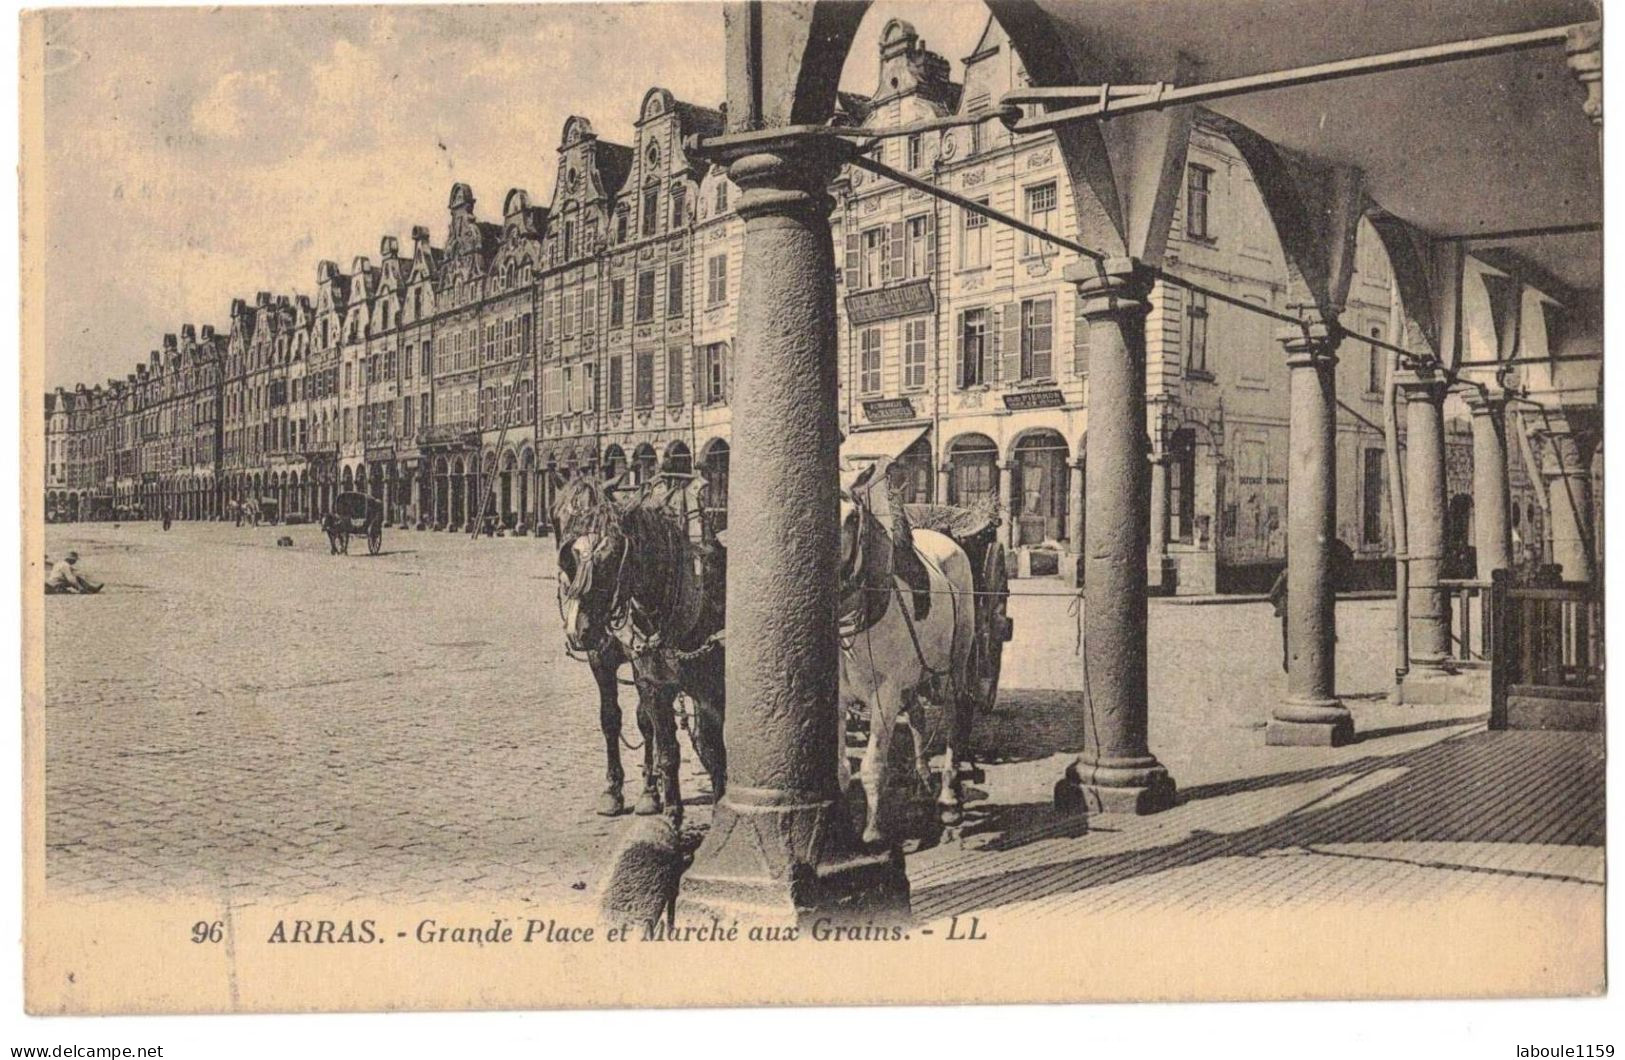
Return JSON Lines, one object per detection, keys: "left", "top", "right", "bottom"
{"left": 44, "top": 18, "right": 1541, "bottom": 590}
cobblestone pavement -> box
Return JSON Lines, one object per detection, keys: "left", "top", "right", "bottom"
{"left": 43, "top": 522, "right": 1602, "bottom": 924}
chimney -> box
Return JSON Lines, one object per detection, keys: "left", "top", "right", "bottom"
{"left": 876, "top": 19, "right": 953, "bottom": 104}
{"left": 162, "top": 333, "right": 177, "bottom": 351}
{"left": 380, "top": 235, "right": 399, "bottom": 258}
{"left": 256, "top": 291, "right": 272, "bottom": 308}
{"left": 412, "top": 225, "right": 432, "bottom": 252}
{"left": 200, "top": 325, "right": 216, "bottom": 342}
{"left": 180, "top": 324, "right": 196, "bottom": 342}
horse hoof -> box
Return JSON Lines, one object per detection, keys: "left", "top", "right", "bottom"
{"left": 634, "top": 793, "right": 662, "bottom": 816}
{"left": 596, "top": 792, "right": 626, "bottom": 817}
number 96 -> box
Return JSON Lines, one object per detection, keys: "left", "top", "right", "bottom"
{"left": 190, "top": 920, "right": 224, "bottom": 944}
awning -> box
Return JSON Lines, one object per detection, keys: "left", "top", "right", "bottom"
{"left": 840, "top": 424, "right": 930, "bottom": 468}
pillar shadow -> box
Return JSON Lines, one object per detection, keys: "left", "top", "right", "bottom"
{"left": 910, "top": 729, "right": 1603, "bottom": 922}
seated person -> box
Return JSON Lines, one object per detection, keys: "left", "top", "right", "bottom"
{"left": 45, "top": 551, "right": 102, "bottom": 594}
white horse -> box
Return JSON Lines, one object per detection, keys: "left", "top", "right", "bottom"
{"left": 837, "top": 459, "right": 977, "bottom": 846}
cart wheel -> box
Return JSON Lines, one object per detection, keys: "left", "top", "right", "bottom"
{"left": 974, "top": 541, "right": 1009, "bottom": 713}
{"left": 368, "top": 523, "right": 383, "bottom": 556}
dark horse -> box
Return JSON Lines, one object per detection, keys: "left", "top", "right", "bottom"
{"left": 549, "top": 472, "right": 726, "bottom": 825}
{"left": 321, "top": 513, "right": 347, "bottom": 555}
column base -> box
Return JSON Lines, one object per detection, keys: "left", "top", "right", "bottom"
{"left": 1055, "top": 758, "right": 1177, "bottom": 815}
{"left": 675, "top": 788, "right": 910, "bottom": 929}
{"left": 1268, "top": 698, "right": 1354, "bottom": 746}
{"left": 1397, "top": 664, "right": 1487, "bottom": 706}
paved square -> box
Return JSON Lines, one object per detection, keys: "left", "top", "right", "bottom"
{"left": 43, "top": 522, "right": 1602, "bottom": 927}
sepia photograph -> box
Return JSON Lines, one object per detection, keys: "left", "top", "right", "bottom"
{"left": 18, "top": 0, "right": 1607, "bottom": 1019}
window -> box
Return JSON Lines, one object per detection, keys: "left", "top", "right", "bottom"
{"left": 714, "top": 182, "right": 728, "bottom": 214}
{"left": 634, "top": 350, "right": 655, "bottom": 409}
{"left": 562, "top": 366, "right": 575, "bottom": 413}
{"left": 967, "top": 120, "right": 982, "bottom": 157}
{"left": 404, "top": 344, "right": 414, "bottom": 380}
{"left": 642, "top": 186, "right": 659, "bottom": 237}
{"left": 667, "top": 347, "right": 684, "bottom": 405}
{"left": 1187, "top": 164, "right": 1212, "bottom": 240}
{"left": 961, "top": 201, "right": 990, "bottom": 269}
{"left": 703, "top": 343, "right": 726, "bottom": 403}
{"left": 903, "top": 319, "right": 928, "bottom": 390}
{"left": 422, "top": 341, "right": 432, "bottom": 377}
{"left": 1367, "top": 326, "right": 1385, "bottom": 393}
{"left": 1186, "top": 291, "right": 1210, "bottom": 374}
{"left": 859, "top": 329, "right": 882, "bottom": 395}
{"left": 670, "top": 186, "right": 687, "bottom": 229}
{"left": 402, "top": 395, "right": 413, "bottom": 433}
{"left": 615, "top": 208, "right": 629, "bottom": 243}
{"left": 958, "top": 308, "right": 988, "bottom": 388}
{"left": 608, "top": 355, "right": 625, "bottom": 411}
{"left": 668, "top": 262, "right": 685, "bottom": 317}
{"left": 542, "top": 367, "right": 561, "bottom": 417}
{"left": 907, "top": 133, "right": 923, "bottom": 170}
{"left": 581, "top": 362, "right": 595, "bottom": 412}
{"left": 583, "top": 287, "right": 596, "bottom": 333}
{"left": 610, "top": 279, "right": 626, "bottom": 327}
{"left": 563, "top": 219, "right": 576, "bottom": 261}
{"left": 707, "top": 254, "right": 728, "bottom": 305}
{"left": 906, "top": 215, "right": 931, "bottom": 279}
{"left": 562, "top": 291, "right": 576, "bottom": 339}
{"left": 1023, "top": 183, "right": 1057, "bottom": 256}
{"left": 1363, "top": 448, "right": 1386, "bottom": 545}
{"left": 861, "top": 228, "right": 887, "bottom": 288}
{"left": 635, "top": 271, "right": 657, "bottom": 322}
{"left": 1021, "top": 297, "right": 1054, "bottom": 380}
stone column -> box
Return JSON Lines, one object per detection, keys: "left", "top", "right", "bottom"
{"left": 1540, "top": 429, "right": 1596, "bottom": 583}
{"left": 1464, "top": 388, "right": 1512, "bottom": 578}
{"left": 936, "top": 464, "right": 952, "bottom": 507}
{"left": 1068, "top": 457, "right": 1085, "bottom": 555}
{"left": 1147, "top": 453, "right": 1170, "bottom": 593}
{"left": 1399, "top": 368, "right": 1452, "bottom": 674}
{"left": 677, "top": 138, "right": 908, "bottom": 924}
{"left": 1057, "top": 258, "right": 1176, "bottom": 811}
{"left": 1267, "top": 323, "right": 1354, "bottom": 746}
{"left": 999, "top": 460, "right": 1017, "bottom": 548}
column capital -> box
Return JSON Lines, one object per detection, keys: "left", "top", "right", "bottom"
{"left": 710, "top": 134, "right": 855, "bottom": 224}
{"left": 1566, "top": 23, "right": 1602, "bottom": 126}
{"left": 1275, "top": 318, "right": 1341, "bottom": 368}
{"left": 1460, "top": 385, "right": 1510, "bottom": 417}
{"left": 1063, "top": 257, "right": 1155, "bottom": 320}
{"left": 1395, "top": 365, "right": 1451, "bottom": 403}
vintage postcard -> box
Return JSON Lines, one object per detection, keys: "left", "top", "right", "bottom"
{"left": 21, "top": 0, "right": 1605, "bottom": 1014}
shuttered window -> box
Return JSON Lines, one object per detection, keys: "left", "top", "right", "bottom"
{"left": 634, "top": 350, "right": 655, "bottom": 409}
{"left": 958, "top": 309, "right": 988, "bottom": 388}
{"left": 668, "top": 262, "right": 685, "bottom": 317}
{"left": 906, "top": 215, "right": 933, "bottom": 279}
{"left": 860, "top": 329, "right": 882, "bottom": 395}
{"left": 860, "top": 228, "right": 886, "bottom": 289}
{"left": 635, "top": 271, "right": 656, "bottom": 322}
{"left": 1023, "top": 183, "right": 1057, "bottom": 257}
{"left": 610, "top": 279, "right": 626, "bottom": 327}
{"left": 903, "top": 319, "right": 928, "bottom": 390}
{"left": 707, "top": 255, "right": 727, "bottom": 305}
{"left": 1186, "top": 291, "right": 1209, "bottom": 374}
{"left": 667, "top": 347, "right": 684, "bottom": 405}
{"left": 608, "top": 355, "right": 625, "bottom": 411}
{"left": 542, "top": 366, "right": 561, "bottom": 417}
{"left": 1021, "top": 297, "right": 1054, "bottom": 380}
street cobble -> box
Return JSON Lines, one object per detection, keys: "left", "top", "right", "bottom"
{"left": 45, "top": 521, "right": 1591, "bottom": 921}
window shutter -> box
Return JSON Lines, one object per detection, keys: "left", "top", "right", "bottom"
{"left": 543, "top": 367, "right": 560, "bottom": 417}
{"left": 1032, "top": 301, "right": 1053, "bottom": 380}
{"left": 955, "top": 315, "right": 967, "bottom": 387}
{"left": 888, "top": 221, "right": 905, "bottom": 283}
{"left": 1074, "top": 293, "right": 1091, "bottom": 376}
{"left": 693, "top": 345, "right": 704, "bottom": 403}
{"left": 925, "top": 213, "right": 936, "bottom": 265}
{"left": 1000, "top": 303, "right": 1022, "bottom": 383}
{"left": 844, "top": 232, "right": 860, "bottom": 288}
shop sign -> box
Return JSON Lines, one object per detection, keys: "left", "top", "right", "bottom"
{"left": 862, "top": 398, "right": 916, "bottom": 423}
{"left": 1003, "top": 389, "right": 1065, "bottom": 411}
{"left": 365, "top": 446, "right": 395, "bottom": 463}
{"left": 845, "top": 279, "right": 935, "bottom": 326}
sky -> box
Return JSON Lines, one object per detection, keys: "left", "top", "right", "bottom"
{"left": 39, "top": 1, "right": 989, "bottom": 391}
